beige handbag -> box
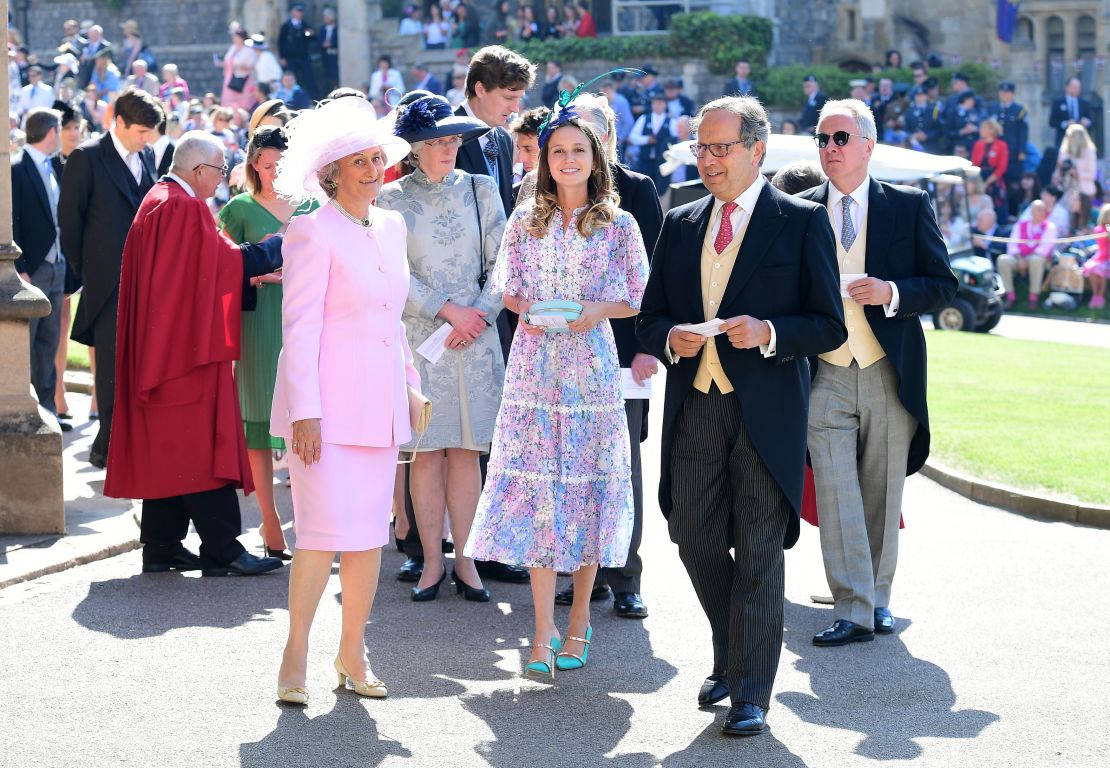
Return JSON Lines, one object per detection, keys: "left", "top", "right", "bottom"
{"left": 400, "top": 387, "right": 431, "bottom": 464}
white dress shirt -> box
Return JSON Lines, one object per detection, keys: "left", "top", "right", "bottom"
{"left": 666, "top": 175, "right": 777, "bottom": 362}
{"left": 828, "top": 176, "right": 900, "bottom": 317}
{"left": 166, "top": 172, "right": 197, "bottom": 197}
{"left": 109, "top": 127, "right": 143, "bottom": 184}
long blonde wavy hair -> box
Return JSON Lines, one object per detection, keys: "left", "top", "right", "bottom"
{"left": 526, "top": 117, "right": 618, "bottom": 239}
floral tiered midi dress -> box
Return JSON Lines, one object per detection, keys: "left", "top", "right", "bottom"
{"left": 465, "top": 203, "right": 649, "bottom": 571}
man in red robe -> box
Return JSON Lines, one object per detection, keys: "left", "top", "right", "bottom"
{"left": 105, "top": 131, "right": 285, "bottom": 577}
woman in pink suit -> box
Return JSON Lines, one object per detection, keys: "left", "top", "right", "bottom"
{"left": 270, "top": 97, "right": 414, "bottom": 705}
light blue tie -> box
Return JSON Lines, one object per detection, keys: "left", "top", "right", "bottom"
{"left": 841, "top": 196, "right": 856, "bottom": 250}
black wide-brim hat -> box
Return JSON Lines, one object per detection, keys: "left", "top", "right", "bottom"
{"left": 392, "top": 94, "right": 490, "bottom": 145}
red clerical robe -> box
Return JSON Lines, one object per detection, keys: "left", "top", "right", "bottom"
{"left": 105, "top": 180, "right": 255, "bottom": 500}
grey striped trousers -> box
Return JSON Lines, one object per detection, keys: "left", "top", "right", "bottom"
{"left": 668, "top": 388, "right": 791, "bottom": 710}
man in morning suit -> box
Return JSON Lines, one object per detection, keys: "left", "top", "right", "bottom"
{"left": 1049, "top": 77, "right": 1094, "bottom": 149}
{"left": 59, "top": 87, "right": 161, "bottom": 469}
{"left": 799, "top": 99, "right": 957, "bottom": 647}
{"left": 12, "top": 108, "right": 68, "bottom": 428}
{"left": 398, "top": 45, "right": 536, "bottom": 586}
{"left": 636, "top": 96, "right": 846, "bottom": 737}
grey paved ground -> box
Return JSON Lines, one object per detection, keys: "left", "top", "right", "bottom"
{"left": 3, "top": 376, "right": 1110, "bottom": 768}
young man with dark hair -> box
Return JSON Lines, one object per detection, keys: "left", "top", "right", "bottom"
{"left": 13, "top": 107, "right": 68, "bottom": 429}
{"left": 59, "top": 87, "right": 160, "bottom": 468}
{"left": 508, "top": 106, "right": 548, "bottom": 184}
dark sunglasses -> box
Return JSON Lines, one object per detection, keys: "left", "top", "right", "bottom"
{"left": 194, "top": 162, "right": 230, "bottom": 175}
{"left": 814, "top": 131, "right": 869, "bottom": 149}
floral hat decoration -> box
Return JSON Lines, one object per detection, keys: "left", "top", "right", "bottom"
{"left": 392, "top": 94, "right": 490, "bottom": 145}
{"left": 537, "top": 68, "right": 646, "bottom": 148}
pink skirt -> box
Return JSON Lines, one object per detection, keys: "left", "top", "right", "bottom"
{"left": 289, "top": 442, "right": 399, "bottom": 551}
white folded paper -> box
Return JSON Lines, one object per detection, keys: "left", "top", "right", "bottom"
{"left": 527, "top": 314, "right": 570, "bottom": 329}
{"left": 674, "top": 318, "right": 725, "bottom": 337}
{"left": 620, "top": 368, "right": 653, "bottom": 399}
{"left": 415, "top": 322, "right": 454, "bottom": 364}
{"left": 840, "top": 273, "right": 868, "bottom": 298}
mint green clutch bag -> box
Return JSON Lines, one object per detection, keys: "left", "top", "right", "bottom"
{"left": 524, "top": 300, "right": 582, "bottom": 332}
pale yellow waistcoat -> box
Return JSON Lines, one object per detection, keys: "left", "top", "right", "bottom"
{"left": 693, "top": 220, "right": 744, "bottom": 393}
{"left": 820, "top": 205, "right": 887, "bottom": 368}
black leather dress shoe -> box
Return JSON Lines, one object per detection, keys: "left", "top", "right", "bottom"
{"left": 202, "top": 552, "right": 284, "bottom": 577}
{"left": 722, "top": 702, "right": 766, "bottom": 736}
{"left": 874, "top": 607, "right": 896, "bottom": 634}
{"left": 142, "top": 544, "right": 202, "bottom": 573}
{"left": 397, "top": 556, "right": 424, "bottom": 582}
{"left": 613, "top": 592, "right": 648, "bottom": 618}
{"left": 88, "top": 451, "right": 107, "bottom": 469}
{"left": 813, "top": 619, "right": 875, "bottom": 647}
{"left": 554, "top": 583, "right": 612, "bottom": 606}
{"left": 698, "top": 673, "right": 729, "bottom": 707}
{"left": 475, "top": 560, "right": 529, "bottom": 583}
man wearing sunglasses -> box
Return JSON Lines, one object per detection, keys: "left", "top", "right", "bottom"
{"left": 637, "top": 96, "right": 845, "bottom": 737}
{"left": 799, "top": 100, "right": 957, "bottom": 648}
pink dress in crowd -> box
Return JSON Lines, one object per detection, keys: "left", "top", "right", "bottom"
{"left": 271, "top": 203, "right": 421, "bottom": 551}
{"left": 1084, "top": 225, "right": 1110, "bottom": 278}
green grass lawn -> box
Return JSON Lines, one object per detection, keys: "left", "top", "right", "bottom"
{"left": 927, "top": 329, "right": 1110, "bottom": 505}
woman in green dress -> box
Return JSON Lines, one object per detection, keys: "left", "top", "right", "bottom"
{"left": 219, "top": 126, "right": 310, "bottom": 557}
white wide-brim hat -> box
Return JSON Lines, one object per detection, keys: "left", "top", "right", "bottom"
{"left": 274, "top": 97, "right": 411, "bottom": 204}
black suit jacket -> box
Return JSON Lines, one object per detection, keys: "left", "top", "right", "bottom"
{"left": 636, "top": 184, "right": 846, "bottom": 548}
{"left": 59, "top": 133, "right": 156, "bottom": 345}
{"left": 611, "top": 163, "right": 662, "bottom": 367}
{"left": 454, "top": 104, "right": 514, "bottom": 216}
{"left": 1049, "top": 95, "right": 1094, "bottom": 144}
{"left": 12, "top": 150, "right": 61, "bottom": 276}
{"left": 278, "top": 20, "right": 312, "bottom": 61}
{"left": 799, "top": 92, "right": 828, "bottom": 134}
{"left": 798, "top": 179, "right": 958, "bottom": 477}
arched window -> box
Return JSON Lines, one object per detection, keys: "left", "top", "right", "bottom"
{"left": 1045, "top": 15, "right": 1066, "bottom": 92}
{"left": 1077, "top": 15, "right": 1097, "bottom": 89}
{"left": 1014, "top": 16, "right": 1034, "bottom": 47}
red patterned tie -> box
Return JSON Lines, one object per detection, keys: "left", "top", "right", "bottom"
{"left": 714, "top": 201, "right": 738, "bottom": 254}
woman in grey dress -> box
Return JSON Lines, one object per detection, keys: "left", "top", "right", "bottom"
{"left": 378, "top": 95, "right": 507, "bottom": 603}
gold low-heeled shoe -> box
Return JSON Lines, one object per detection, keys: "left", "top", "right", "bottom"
{"left": 276, "top": 685, "right": 308, "bottom": 705}
{"left": 334, "top": 656, "right": 388, "bottom": 699}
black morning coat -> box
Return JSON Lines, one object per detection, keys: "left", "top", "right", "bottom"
{"left": 636, "top": 182, "right": 847, "bottom": 548}
{"left": 797, "top": 178, "right": 958, "bottom": 479}
{"left": 58, "top": 132, "right": 156, "bottom": 345}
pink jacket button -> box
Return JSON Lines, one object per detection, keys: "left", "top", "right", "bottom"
{"left": 383, "top": 338, "right": 392, "bottom": 346}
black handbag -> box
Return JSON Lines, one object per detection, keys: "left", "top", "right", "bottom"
{"left": 227, "top": 75, "right": 248, "bottom": 93}
{"left": 471, "top": 176, "right": 487, "bottom": 289}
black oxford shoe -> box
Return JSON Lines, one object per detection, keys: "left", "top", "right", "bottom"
{"left": 555, "top": 583, "right": 612, "bottom": 606}
{"left": 874, "top": 607, "right": 896, "bottom": 634}
{"left": 813, "top": 619, "right": 875, "bottom": 647}
{"left": 202, "top": 552, "right": 284, "bottom": 577}
{"left": 613, "top": 592, "right": 648, "bottom": 618}
{"left": 475, "top": 560, "right": 530, "bottom": 583}
{"left": 142, "top": 544, "right": 202, "bottom": 573}
{"left": 397, "top": 556, "right": 424, "bottom": 582}
{"left": 698, "top": 673, "right": 730, "bottom": 707}
{"left": 722, "top": 702, "right": 766, "bottom": 736}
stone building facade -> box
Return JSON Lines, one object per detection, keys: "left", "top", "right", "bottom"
{"left": 15, "top": 0, "right": 1110, "bottom": 148}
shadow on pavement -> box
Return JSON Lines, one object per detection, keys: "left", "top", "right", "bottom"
{"left": 661, "top": 720, "right": 808, "bottom": 768}
{"left": 238, "top": 699, "right": 411, "bottom": 766}
{"left": 776, "top": 600, "right": 999, "bottom": 760}
{"left": 71, "top": 571, "right": 288, "bottom": 638}
{"left": 457, "top": 616, "right": 674, "bottom": 767}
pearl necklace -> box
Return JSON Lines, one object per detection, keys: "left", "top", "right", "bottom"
{"left": 330, "top": 199, "right": 371, "bottom": 227}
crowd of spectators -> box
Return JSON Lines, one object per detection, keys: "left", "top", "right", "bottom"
{"left": 398, "top": 1, "right": 598, "bottom": 49}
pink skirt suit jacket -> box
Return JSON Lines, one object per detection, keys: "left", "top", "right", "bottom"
{"left": 271, "top": 203, "right": 421, "bottom": 551}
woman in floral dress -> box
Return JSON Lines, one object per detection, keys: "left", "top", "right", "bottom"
{"left": 466, "top": 115, "right": 649, "bottom": 678}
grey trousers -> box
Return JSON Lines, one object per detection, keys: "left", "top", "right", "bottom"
{"left": 807, "top": 358, "right": 916, "bottom": 629}
{"left": 600, "top": 398, "right": 645, "bottom": 593}
{"left": 669, "top": 388, "right": 791, "bottom": 709}
{"left": 28, "top": 258, "right": 66, "bottom": 413}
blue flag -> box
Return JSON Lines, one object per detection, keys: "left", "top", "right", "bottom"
{"left": 996, "top": 1, "right": 1020, "bottom": 43}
